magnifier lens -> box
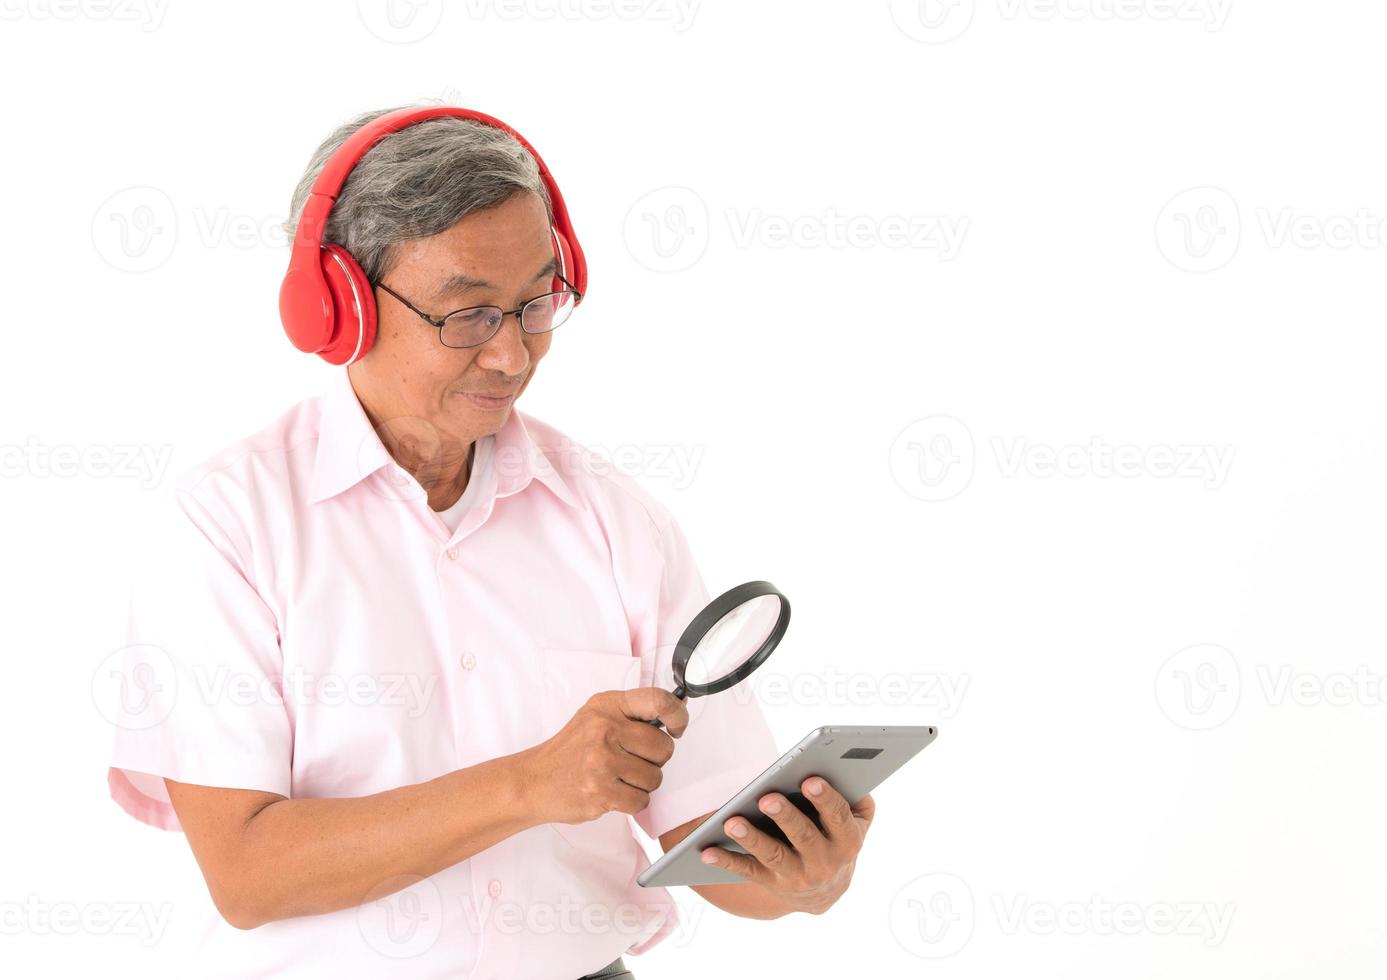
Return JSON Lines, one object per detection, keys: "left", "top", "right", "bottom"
{"left": 682, "top": 593, "right": 783, "bottom": 687}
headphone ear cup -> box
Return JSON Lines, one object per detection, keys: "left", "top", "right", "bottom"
{"left": 317, "top": 244, "right": 377, "bottom": 365}
{"left": 279, "top": 263, "right": 333, "bottom": 355}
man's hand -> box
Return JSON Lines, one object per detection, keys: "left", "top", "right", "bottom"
{"left": 520, "top": 688, "right": 688, "bottom": 825}
{"left": 698, "top": 778, "right": 874, "bottom": 916}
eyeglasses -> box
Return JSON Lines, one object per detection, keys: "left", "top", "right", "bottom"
{"left": 374, "top": 274, "right": 582, "bottom": 349}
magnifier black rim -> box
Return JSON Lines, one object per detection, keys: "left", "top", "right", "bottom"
{"left": 672, "top": 580, "right": 791, "bottom": 697}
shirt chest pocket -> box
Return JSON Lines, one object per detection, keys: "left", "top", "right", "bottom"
{"left": 540, "top": 647, "right": 649, "bottom": 864}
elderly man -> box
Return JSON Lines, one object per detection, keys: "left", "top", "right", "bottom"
{"left": 107, "top": 106, "right": 873, "bottom": 980}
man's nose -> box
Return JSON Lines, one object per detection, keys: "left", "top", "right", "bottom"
{"left": 474, "top": 314, "right": 530, "bottom": 374}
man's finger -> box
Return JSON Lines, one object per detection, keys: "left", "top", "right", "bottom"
{"left": 700, "top": 845, "right": 771, "bottom": 885}
{"left": 615, "top": 720, "right": 676, "bottom": 766}
{"left": 607, "top": 781, "right": 651, "bottom": 816}
{"left": 721, "top": 816, "right": 797, "bottom": 873}
{"left": 616, "top": 688, "right": 688, "bottom": 737}
{"left": 802, "top": 777, "right": 857, "bottom": 841}
{"left": 851, "top": 792, "right": 877, "bottom": 835}
{"left": 614, "top": 751, "right": 664, "bottom": 793}
{"left": 757, "top": 793, "right": 827, "bottom": 854}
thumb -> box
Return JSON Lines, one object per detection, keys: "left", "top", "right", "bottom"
{"left": 617, "top": 687, "right": 689, "bottom": 737}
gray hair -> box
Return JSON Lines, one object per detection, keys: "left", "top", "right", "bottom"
{"left": 283, "top": 105, "right": 552, "bottom": 283}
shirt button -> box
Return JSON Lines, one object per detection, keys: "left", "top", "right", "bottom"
{"left": 461, "top": 654, "right": 476, "bottom": 670}
{"left": 487, "top": 879, "right": 502, "bottom": 898}
{"left": 445, "top": 546, "right": 459, "bottom": 560}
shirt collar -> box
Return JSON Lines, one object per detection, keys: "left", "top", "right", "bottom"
{"left": 309, "top": 369, "right": 578, "bottom": 510}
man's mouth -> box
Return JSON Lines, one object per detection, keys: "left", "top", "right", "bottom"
{"left": 462, "top": 390, "right": 516, "bottom": 410}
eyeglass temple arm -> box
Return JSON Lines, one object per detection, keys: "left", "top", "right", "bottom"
{"left": 373, "top": 280, "right": 451, "bottom": 328}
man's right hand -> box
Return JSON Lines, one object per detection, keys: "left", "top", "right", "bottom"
{"left": 520, "top": 688, "right": 689, "bottom": 826}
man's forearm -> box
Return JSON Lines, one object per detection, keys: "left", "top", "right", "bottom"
{"left": 172, "top": 688, "right": 688, "bottom": 931}
{"left": 690, "top": 880, "right": 797, "bottom": 919}
{"left": 194, "top": 750, "right": 542, "bottom": 929}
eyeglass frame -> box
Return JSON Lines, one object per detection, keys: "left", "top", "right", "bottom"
{"left": 372, "top": 273, "right": 582, "bottom": 349}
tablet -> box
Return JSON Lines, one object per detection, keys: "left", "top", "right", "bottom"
{"left": 638, "top": 724, "right": 937, "bottom": 888}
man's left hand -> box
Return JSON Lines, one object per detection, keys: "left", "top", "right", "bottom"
{"left": 698, "top": 778, "right": 874, "bottom": 915}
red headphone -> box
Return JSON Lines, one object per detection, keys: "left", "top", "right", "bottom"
{"left": 279, "top": 106, "right": 587, "bottom": 365}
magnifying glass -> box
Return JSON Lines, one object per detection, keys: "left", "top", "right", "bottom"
{"left": 647, "top": 580, "right": 791, "bottom": 729}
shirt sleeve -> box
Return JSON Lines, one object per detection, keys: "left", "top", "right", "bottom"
{"left": 631, "top": 512, "right": 782, "bottom": 841}
{"left": 106, "top": 486, "right": 292, "bottom": 832}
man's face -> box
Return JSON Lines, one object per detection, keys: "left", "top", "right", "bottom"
{"left": 350, "top": 190, "right": 557, "bottom": 447}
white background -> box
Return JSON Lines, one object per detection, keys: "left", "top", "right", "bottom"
{"left": 2, "top": 1, "right": 1384, "bottom": 976}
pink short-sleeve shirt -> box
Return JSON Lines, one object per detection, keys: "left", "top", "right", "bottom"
{"left": 106, "top": 369, "right": 780, "bottom": 979}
